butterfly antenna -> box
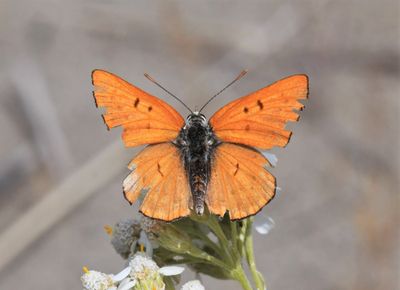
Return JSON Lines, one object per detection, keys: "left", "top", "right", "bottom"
{"left": 199, "top": 69, "right": 248, "bottom": 113}
{"left": 144, "top": 73, "right": 193, "bottom": 113}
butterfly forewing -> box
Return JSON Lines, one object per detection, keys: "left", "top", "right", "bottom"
{"left": 92, "top": 70, "right": 184, "bottom": 147}
{"left": 209, "top": 74, "right": 308, "bottom": 150}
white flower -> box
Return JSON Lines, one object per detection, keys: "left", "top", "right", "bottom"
{"left": 181, "top": 280, "right": 205, "bottom": 290}
{"left": 124, "top": 253, "right": 184, "bottom": 290}
{"left": 81, "top": 269, "right": 115, "bottom": 290}
{"left": 129, "top": 253, "right": 160, "bottom": 280}
{"left": 128, "top": 252, "right": 184, "bottom": 278}
{"left": 81, "top": 266, "right": 134, "bottom": 290}
{"left": 81, "top": 254, "right": 184, "bottom": 290}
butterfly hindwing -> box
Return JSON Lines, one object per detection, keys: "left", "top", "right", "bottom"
{"left": 92, "top": 70, "right": 184, "bottom": 147}
{"left": 123, "top": 143, "right": 192, "bottom": 221}
{"left": 207, "top": 143, "right": 276, "bottom": 220}
{"left": 209, "top": 75, "right": 308, "bottom": 150}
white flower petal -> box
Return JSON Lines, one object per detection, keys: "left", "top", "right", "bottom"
{"left": 117, "top": 278, "right": 136, "bottom": 290}
{"left": 118, "top": 278, "right": 134, "bottom": 289}
{"left": 159, "top": 266, "right": 185, "bottom": 276}
{"left": 108, "top": 287, "right": 117, "bottom": 290}
{"left": 181, "top": 280, "right": 205, "bottom": 290}
{"left": 111, "top": 267, "right": 131, "bottom": 282}
{"left": 138, "top": 231, "right": 153, "bottom": 257}
{"left": 254, "top": 216, "right": 275, "bottom": 235}
{"left": 262, "top": 152, "right": 278, "bottom": 167}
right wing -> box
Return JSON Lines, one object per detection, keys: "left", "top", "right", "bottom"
{"left": 206, "top": 143, "right": 276, "bottom": 220}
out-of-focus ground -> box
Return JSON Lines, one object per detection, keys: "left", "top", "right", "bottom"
{"left": 0, "top": 1, "right": 398, "bottom": 289}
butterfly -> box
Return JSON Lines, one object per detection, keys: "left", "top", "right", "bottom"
{"left": 92, "top": 69, "right": 308, "bottom": 221}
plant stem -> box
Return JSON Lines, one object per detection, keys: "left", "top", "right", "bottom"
{"left": 238, "top": 219, "right": 248, "bottom": 257}
{"left": 164, "top": 276, "right": 176, "bottom": 290}
{"left": 231, "top": 264, "right": 254, "bottom": 290}
{"left": 230, "top": 221, "right": 241, "bottom": 261}
{"left": 245, "top": 218, "right": 265, "bottom": 290}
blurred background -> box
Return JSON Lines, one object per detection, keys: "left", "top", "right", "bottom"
{"left": 0, "top": 0, "right": 398, "bottom": 289}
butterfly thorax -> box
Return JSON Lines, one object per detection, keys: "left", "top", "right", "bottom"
{"left": 175, "top": 113, "right": 218, "bottom": 215}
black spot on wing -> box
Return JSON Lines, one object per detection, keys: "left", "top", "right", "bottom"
{"left": 148, "top": 106, "right": 153, "bottom": 112}
{"left": 243, "top": 107, "right": 249, "bottom": 113}
{"left": 257, "top": 100, "right": 264, "bottom": 110}
{"left": 134, "top": 98, "right": 140, "bottom": 107}
{"left": 157, "top": 163, "right": 164, "bottom": 177}
{"left": 233, "top": 163, "right": 239, "bottom": 176}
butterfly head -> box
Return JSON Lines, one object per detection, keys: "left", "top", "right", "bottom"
{"left": 186, "top": 112, "right": 207, "bottom": 127}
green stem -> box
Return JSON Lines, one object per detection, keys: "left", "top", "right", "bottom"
{"left": 208, "top": 215, "right": 230, "bottom": 247}
{"left": 244, "top": 218, "right": 265, "bottom": 290}
{"left": 230, "top": 221, "right": 238, "bottom": 247}
{"left": 163, "top": 276, "right": 176, "bottom": 290}
{"left": 231, "top": 264, "right": 254, "bottom": 290}
{"left": 238, "top": 219, "right": 248, "bottom": 257}
{"left": 229, "top": 221, "right": 241, "bottom": 261}
{"left": 191, "top": 249, "right": 231, "bottom": 270}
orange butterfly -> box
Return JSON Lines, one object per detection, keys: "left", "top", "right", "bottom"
{"left": 92, "top": 70, "right": 308, "bottom": 221}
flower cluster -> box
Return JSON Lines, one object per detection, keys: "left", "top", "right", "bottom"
{"left": 82, "top": 252, "right": 202, "bottom": 290}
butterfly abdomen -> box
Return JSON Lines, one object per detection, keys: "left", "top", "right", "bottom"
{"left": 188, "top": 158, "right": 208, "bottom": 215}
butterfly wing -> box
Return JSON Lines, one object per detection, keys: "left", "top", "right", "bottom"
{"left": 93, "top": 70, "right": 190, "bottom": 220}
{"left": 207, "top": 143, "right": 275, "bottom": 219}
{"left": 92, "top": 70, "right": 184, "bottom": 147}
{"left": 207, "top": 74, "right": 308, "bottom": 219}
{"left": 209, "top": 74, "right": 308, "bottom": 149}
{"left": 123, "top": 143, "right": 192, "bottom": 221}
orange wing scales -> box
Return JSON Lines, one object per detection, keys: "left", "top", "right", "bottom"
{"left": 92, "top": 70, "right": 184, "bottom": 147}
{"left": 206, "top": 143, "right": 276, "bottom": 220}
{"left": 210, "top": 75, "right": 308, "bottom": 149}
{"left": 123, "top": 143, "right": 192, "bottom": 221}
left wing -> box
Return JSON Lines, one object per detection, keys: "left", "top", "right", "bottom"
{"left": 92, "top": 70, "right": 184, "bottom": 147}
{"left": 123, "top": 143, "right": 192, "bottom": 221}
{"left": 209, "top": 75, "right": 308, "bottom": 150}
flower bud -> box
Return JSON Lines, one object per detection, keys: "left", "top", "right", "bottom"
{"left": 111, "top": 219, "right": 141, "bottom": 259}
